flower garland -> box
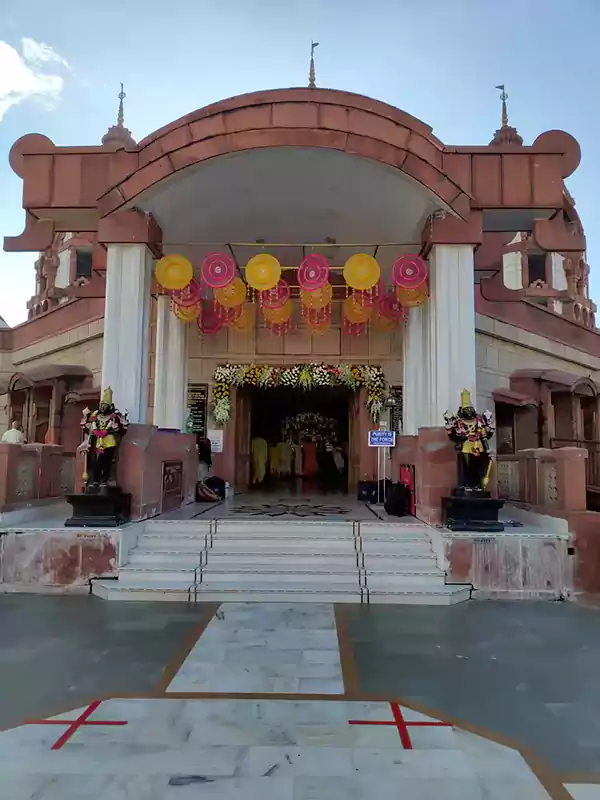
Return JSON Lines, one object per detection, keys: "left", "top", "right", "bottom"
{"left": 211, "top": 363, "right": 386, "bottom": 426}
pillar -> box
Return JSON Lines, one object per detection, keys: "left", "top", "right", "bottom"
{"left": 153, "top": 295, "right": 188, "bottom": 431}
{"left": 402, "top": 305, "right": 429, "bottom": 435}
{"left": 101, "top": 244, "right": 152, "bottom": 423}
{"left": 403, "top": 244, "right": 476, "bottom": 428}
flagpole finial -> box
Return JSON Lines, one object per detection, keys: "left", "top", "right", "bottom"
{"left": 117, "top": 82, "right": 126, "bottom": 127}
{"left": 490, "top": 84, "right": 523, "bottom": 147}
{"left": 495, "top": 84, "right": 508, "bottom": 128}
{"left": 309, "top": 41, "right": 319, "bottom": 88}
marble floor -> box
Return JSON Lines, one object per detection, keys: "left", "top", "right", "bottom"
{"left": 1, "top": 697, "right": 562, "bottom": 799}
{"left": 166, "top": 603, "right": 344, "bottom": 695}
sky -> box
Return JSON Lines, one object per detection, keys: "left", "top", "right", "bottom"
{"left": 0, "top": 0, "right": 599, "bottom": 327}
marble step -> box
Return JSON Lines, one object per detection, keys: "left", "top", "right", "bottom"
{"left": 214, "top": 520, "right": 354, "bottom": 535}
{"left": 118, "top": 569, "right": 197, "bottom": 585}
{"left": 368, "top": 585, "right": 472, "bottom": 605}
{"left": 207, "top": 541, "right": 358, "bottom": 554}
{"left": 199, "top": 570, "right": 363, "bottom": 585}
{"left": 143, "top": 520, "right": 212, "bottom": 534}
{"left": 92, "top": 581, "right": 196, "bottom": 602}
{"left": 93, "top": 583, "right": 366, "bottom": 602}
{"left": 128, "top": 551, "right": 204, "bottom": 567}
{"left": 136, "top": 537, "right": 210, "bottom": 551}
{"left": 358, "top": 539, "right": 433, "bottom": 554}
{"left": 205, "top": 552, "right": 437, "bottom": 569}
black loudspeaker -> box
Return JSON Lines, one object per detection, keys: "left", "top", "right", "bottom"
{"left": 384, "top": 483, "right": 411, "bottom": 517}
{"left": 357, "top": 480, "right": 377, "bottom": 503}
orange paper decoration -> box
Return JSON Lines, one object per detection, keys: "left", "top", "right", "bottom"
{"left": 396, "top": 283, "right": 429, "bottom": 308}
{"left": 171, "top": 301, "right": 201, "bottom": 322}
{"left": 230, "top": 304, "right": 255, "bottom": 331}
{"left": 263, "top": 300, "right": 292, "bottom": 324}
{"left": 215, "top": 277, "right": 246, "bottom": 308}
{"left": 343, "top": 295, "right": 373, "bottom": 324}
{"left": 300, "top": 283, "right": 333, "bottom": 310}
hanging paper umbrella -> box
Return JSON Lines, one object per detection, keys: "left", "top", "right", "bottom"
{"left": 197, "top": 305, "right": 224, "bottom": 334}
{"left": 263, "top": 300, "right": 292, "bottom": 324}
{"left": 200, "top": 252, "right": 236, "bottom": 289}
{"left": 379, "top": 290, "right": 407, "bottom": 320}
{"left": 214, "top": 276, "right": 246, "bottom": 308}
{"left": 302, "top": 304, "right": 331, "bottom": 324}
{"left": 171, "top": 278, "right": 202, "bottom": 308}
{"left": 391, "top": 254, "right": 428, "bottom": 289}
{"left": 230, "top": 303, "right": 256, "bottom": 331}
{"left": 297, "top": 254, "right": 330, "bottom": 291}
{"left": 396, "top": 283, "right": 429, "bottom": 308}
{"left": 343, "top": 295, "right": 373, "bottom": 324}
{"left": 155, "top": 254, "right": 194, "bottom": 291}
{"left": 259, "top": 279, "right": 290, "bottom": 309}
{"left": 343, "top": 253, "right": 380, "bottom": 291}
{"left": 372, "top": 310, "right": 399, "bottom": 332}
{"left": 300, "top": 283, "right": 332, "bottom": 310}
{"left": 245, "top": 254, "right": 281, "bottom": 291}
{"left": 353, "top": 283, "right": 381, "bottom": 308}
{"left": 267, "top": 318, "right": 293, "bottom": 337}
{"left": 215, "top": 302, "right": 243, "bottom": 324}
{"left": 306, "top": 316, "right": 332, "bottom": 336}
{"left": 343, "top": 319, "right": 368, "bottom": 336}
{"left": 171, "top": 299, "right": 201, "bottom": 322}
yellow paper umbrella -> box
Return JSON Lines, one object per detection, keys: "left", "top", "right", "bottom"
{"left": 263, "top": 300, "right": 292, "bottom": 324}
{"left": 343, "top": 295, "right": 373, "bottom": 324}
{"left": 300, "top": 283, "right": 332, "bottom": 310}
{"left": 245, "top": 254, "right": 281, "bottom": 291}
{"left": 343, "top": 253, "right": 381, "bottom": 291}
{"left": 215, "top": 277, "right": 246, "bottom": 308}
{"left": 172, "top": 301, "right": 201, "bottom": 322}
{"left": 396, "top": 283, "right": 429, "bottom": 308}
{"left": 155, "top": 254, "right": 194, "bottom": 291}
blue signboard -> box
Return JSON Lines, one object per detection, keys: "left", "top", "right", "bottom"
{"left": 368, "top": 429, "right": 396, "bottom": 447}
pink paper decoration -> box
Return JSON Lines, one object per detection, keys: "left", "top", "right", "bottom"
{"left": 391, "top": 255, "right": 428, "bottom": 289}
{"left": 298, "top": 254, "right": 330, "bottom": 291}
{"left": 200, "top": 252, "right": 236, "bottom": 288}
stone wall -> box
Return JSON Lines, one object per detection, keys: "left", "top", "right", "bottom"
{"left": 0, "top": 528, "right": 118, "bottom": 592}
{"left": 11, "top": 319, "right": 104, "bottom": 386}
{"left": 475, "top": 313, "right": 600, "bottom": 412}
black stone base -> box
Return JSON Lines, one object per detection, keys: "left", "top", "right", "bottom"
{"left": 65, "top": 487, "right": 131, "bottom": 528}
{"left": 442, "top": 494, "right": 505, "bottom": 532}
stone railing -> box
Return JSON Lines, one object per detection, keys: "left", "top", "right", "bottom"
{"left": 496, "top": 447, "right": 587, "bottom": 513}
{"left": 0, "top": 443, "right": 75, "bottom": 509}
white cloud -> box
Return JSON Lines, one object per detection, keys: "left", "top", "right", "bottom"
{"left": 0, "top": 38, "right": 68, "bottom": 121}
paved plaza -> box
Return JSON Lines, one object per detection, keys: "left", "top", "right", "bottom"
{"left": 0, "top": 596, "right": 599, "bottom": 798}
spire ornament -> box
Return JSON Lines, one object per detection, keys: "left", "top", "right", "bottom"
{"left": 308, "top": 41, "right": 319, "bottom": 88}
{"left": 489, "top": 84, "right": 523, "bottom": 147}
{"left": 101, "top": 82, "right": 136, "bottom": 149}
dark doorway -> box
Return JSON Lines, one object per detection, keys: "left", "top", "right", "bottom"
{"left": 248, "top": 386, "right": 350, "bottom": 493}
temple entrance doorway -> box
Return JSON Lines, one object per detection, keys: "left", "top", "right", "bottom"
{"left": 241, "top": 386, "right": 350, "bottom": 493}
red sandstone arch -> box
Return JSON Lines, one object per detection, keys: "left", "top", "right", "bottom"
{"left": 97, "top": 88, "right": 473, "bottom": 220}
{"left": 5, "top": 87, "right": 582, "bottom": 253}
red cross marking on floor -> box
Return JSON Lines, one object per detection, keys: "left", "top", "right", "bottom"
{"left": 24, "top": 700, "right": 128, "bottom": 750}
{"left": 348, "top": 702, "right": 452, "bottom": 749}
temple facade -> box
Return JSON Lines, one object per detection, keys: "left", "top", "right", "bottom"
{"left": 0, "top": 85, "right": 598, "bottom": 553}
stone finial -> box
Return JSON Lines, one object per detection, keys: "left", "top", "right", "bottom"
{"left": 101, "top": 83, "right": 136, "bottom": 149}
{"left": 490, "top": 85, "right": 523, "bottom": 146}
{"left": 308, "top": 41, "right": 319, "bottom": 88}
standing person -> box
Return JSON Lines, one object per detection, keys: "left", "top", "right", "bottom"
{"left": 1, "top": 421, "right": 26, "bottom": 444}
{"left": 197, "top": 436, "right": 212, "bottom": 483}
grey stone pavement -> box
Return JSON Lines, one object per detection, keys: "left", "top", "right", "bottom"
{"left": 1, "top": 594, "right": 599, "bottom": 778}
{"left": 0, "top": 595, "right": 209, "bottom": 731}
{"left": 344, "top": 600, "right": 600, "bottom": 775}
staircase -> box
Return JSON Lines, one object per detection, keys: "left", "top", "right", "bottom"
{"left": 92, "top": 518, "right": 471, "bottom": 604}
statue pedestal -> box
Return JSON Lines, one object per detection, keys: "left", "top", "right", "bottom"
{"left": 65, "top": 486, "right": 131, "bottom": 528}
{"left": 442, "top": 490, "right": 504, "bottom": 532}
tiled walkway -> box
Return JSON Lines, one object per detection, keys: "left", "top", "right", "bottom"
{"left": 167, "top": 603, "right": 343, "bottom": 694}
{"left": 0, "top": 600, "right": 590, "bottom": 798}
